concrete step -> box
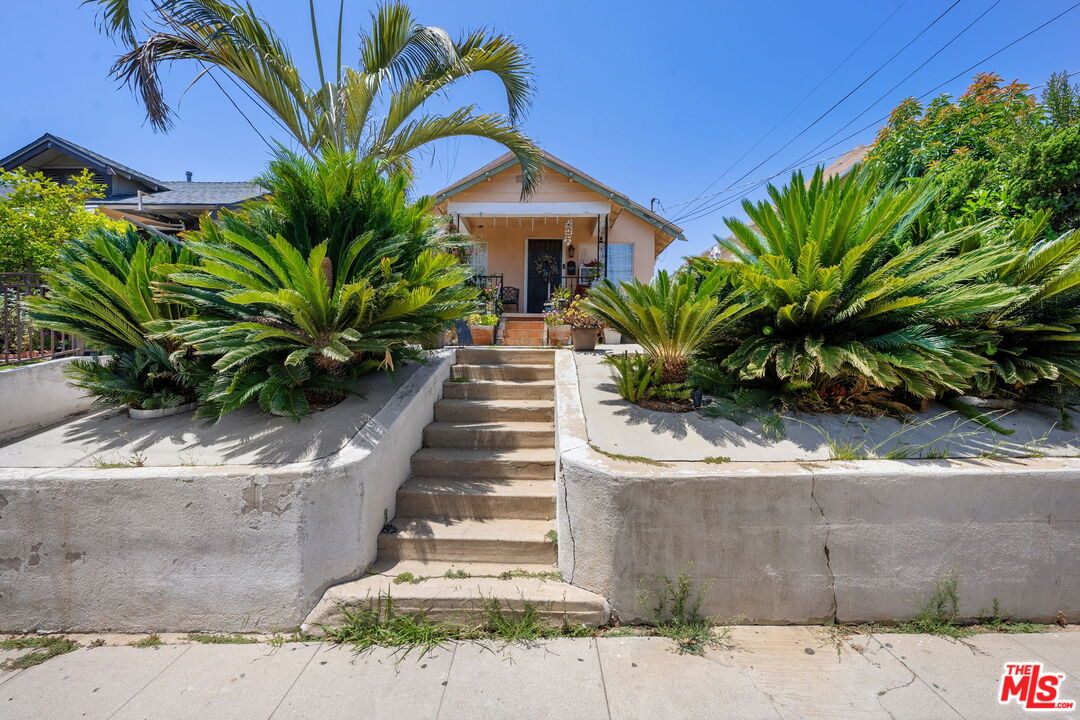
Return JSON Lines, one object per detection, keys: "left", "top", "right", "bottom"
{"left": 423, "top": 421, "right": 554, "bottom": 449}
{"left": 398, "top": 477, "right": 555, "bottom": 520}
{"left": 410, "top": 447, "right": 555, "bottom": 479}
{"left": 302, "top": 564, "right": 609, "bottom": 630}
{"left": 434, "top": 398, "right": 553, "bottom": 423}
{"left": 456, "top": 347, "right": 553, "bottom": 365}
{"left": 500, "top": 336, "right": 547, "bottom": 348}
{"left": 452, "top": 363, "right": 554, "bottom": 381}
{"left": 378, "top": 517, "right": 556, "bottom": 564}
{"left": 442, "top": 380, "right": 554, "bottom": 400}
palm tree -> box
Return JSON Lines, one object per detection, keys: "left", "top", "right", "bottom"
{"left": 83, "top": 0, "right": 542, "bottom": 192}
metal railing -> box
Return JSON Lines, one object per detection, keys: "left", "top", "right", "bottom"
{"left": 0, "top": 273, "right": 84, "bottom": 367}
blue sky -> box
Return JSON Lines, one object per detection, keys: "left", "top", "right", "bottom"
{"left": 4, "top": 1, "right": 1079, "bottom": 272}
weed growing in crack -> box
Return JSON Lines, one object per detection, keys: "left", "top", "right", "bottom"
{"left": 322, "top": 594, "right": 597, "bottom": 658}
{"left": 895, "top": 570, "right": 969, "bottom": 638}
{"left": 588, "top": 443, "right": 670, "bottom": 466}
{"left": 544, "top": 529, "right": 559, "bottom": 562}
{"left": 637, "top": 566, "right": 727, "bottom": 655}
{"left": 186, "top": 633, "right": 258, "bottom": 645}
{"left": 130, "top": 634, "right": 163, "bottom": 648}
{"left": 975, "top": 599, "right": 1047, "bottom": 634}
{"left": 0, "top": 636, "right": 78, "bottom": 669}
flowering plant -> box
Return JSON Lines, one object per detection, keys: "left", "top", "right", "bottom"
{"left": 561, "top": 297, "right": 602, "bottom": 329}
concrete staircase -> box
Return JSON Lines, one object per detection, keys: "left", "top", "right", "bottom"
{"left": 303, "top": 347, "right": 608, "bottom": 629}
{"left": 500, "top": 315, "right": 547, "bottom": 346}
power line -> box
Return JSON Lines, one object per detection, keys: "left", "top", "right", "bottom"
{"left": 675, "top": 3, "right": 1080, "bottom": 226}
{"left": 204, "top": 68, "right": 275, "bottom": 152}
{"left": 674, "top": 0, "right": 962, "bottom": 223}
{"left": 671, "top": 0, "right": 909, "bottom": 221}
{"left": 778, "top": 0, "right": 1002, "bottom": 184}
{"left": 775, "top": 1, "right": 1080, "bottom": 187}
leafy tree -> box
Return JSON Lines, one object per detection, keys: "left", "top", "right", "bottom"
{"left": 1041, "top": 70, "right": 1080, "bottom": 128}
{"left": 1009, "top": 123, "right": 1080, "bottom": 231}
{"left": 0, "top": 168, "right": 127, "bottom": 272}
{"left": 85, "top": 0, "right": 542, "bottom": 192}
{"left": 867, "top": 73, "right": 1043, "bottom": 180}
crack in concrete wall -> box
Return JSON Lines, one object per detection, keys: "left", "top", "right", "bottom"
{"left": 809, "top": 474, "right": 838, "bottom": 624}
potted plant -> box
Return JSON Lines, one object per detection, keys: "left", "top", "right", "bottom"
{"left": 467, "top": 313, "right": 499, "bottom": 345}
{"left": 543, "top": 287, "right": 572, "bottom": 346}
{"left": 563, "top": 297, "right": 601, "bottom": 351}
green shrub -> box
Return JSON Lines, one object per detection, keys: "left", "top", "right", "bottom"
{"left": 976, "top": 214, "right": 1080, "bottom": 400}
{"left": 0, "top": 168, "right": 128, "bottom": 272}
{"left": 584, "top": 267, "right": 748, "bottom": 384}
{"left": 26, "top": 227, "right": 199, "bottom": 410}
{"left": 713, "top": 165, "right": 1021, "bottom": 406}
{"left": 154, "top": 148, "right": 477, "bottom": 419}
{"left": 603, "top": 352, "right": 660, "bottom": 403}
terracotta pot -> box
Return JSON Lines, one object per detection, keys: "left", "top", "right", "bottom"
{"left": 547, "top": 324, "right": 571, "bottom": 346}
{"left": 571, "top": 327, "right": 598, "bottom": 351}
{"left": 469, "top": 325, "right": 495, "bottom": 345}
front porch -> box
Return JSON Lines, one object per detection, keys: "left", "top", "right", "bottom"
{"left": 457, "top": 212, "right": 611, "bottom": 314}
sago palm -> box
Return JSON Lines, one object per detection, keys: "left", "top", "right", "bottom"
{"left": 583, "top": 267, "right": 749, "bottom": 384}
{"left": 86, "top": 0, "right": 542, "bottom": 192}
{"left": 152, "top": 150, "right": 477, "bottom": 418}
{"left": 26, "top": 227, "right": 199, "bottom": 408}
{"left": 976, "top": 212, "right": 1080, "bottom": 397}
{"left": 714, "top": 165, "right": 1022, "bottom": 400}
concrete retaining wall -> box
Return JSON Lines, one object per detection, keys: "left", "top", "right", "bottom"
{"left": 0, "top": 357, "right": 101, "bottom": 442}
{"left": 0, "top": 351, "right": 453, "bottom": 632}
{"left": 554, "top": 352, "right": 1080, "bottom": 624}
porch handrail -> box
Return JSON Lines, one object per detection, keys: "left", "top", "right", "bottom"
{"left": 1, "top": 272, "right": 85, "bottom": 366}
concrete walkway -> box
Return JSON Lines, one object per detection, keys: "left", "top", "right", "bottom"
{"left": 3, "top": 627, "right": 1079, "bottom": 719}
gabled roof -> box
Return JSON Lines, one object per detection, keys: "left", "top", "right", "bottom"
{"left": 89, "top": 181, "right": 267, "bottom": 208}
{"left": 434, "top": 150, "right": 685, "bottom": 242}
{"left": 0, "top": 133, "right": 169, "bottom": 192}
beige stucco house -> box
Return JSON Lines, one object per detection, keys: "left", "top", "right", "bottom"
{"left": 432, "top": 151, "right": 684, "bottom": 314}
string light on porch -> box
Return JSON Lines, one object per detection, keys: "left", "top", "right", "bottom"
{"left": 564, "top": 218, "right": 576, "bottom": 258}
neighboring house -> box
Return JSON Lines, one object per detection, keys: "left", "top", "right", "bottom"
{"left": 700, "top": 144, "right": 870, "bottom": 260}
{"left": 433, "top": 150, "right": 685, "bottom": 314}
{"left": 0, "top": 133, "right": 265, "bottom": 232}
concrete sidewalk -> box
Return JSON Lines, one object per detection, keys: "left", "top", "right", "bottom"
{"left": 2, "top": 627, "right": 1078, "bottom": 719}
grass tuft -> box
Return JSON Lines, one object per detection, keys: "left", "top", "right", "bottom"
{"left": 701, "top": 456, "right": 731, "bottom": 464}
{"left": 130, "top": 634, "right": 163, "bottom": 648}
{"left": 638, "top": 566, "right": 726, "bottom": 655}
{"left": 589, "top": 443, "right": 669, "bottom": 466}
{"left": 0, "top": 636, "right": 78, "bottom": 669}
{"left": 186, "top": 633, "right": 258, "bottom": 645}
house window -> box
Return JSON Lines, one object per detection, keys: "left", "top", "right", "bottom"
{"left": 468, "top": 242, "right": 488, "bottom": 275}
{"left": 606, "top": 243, "right": 634, "bottom": 284}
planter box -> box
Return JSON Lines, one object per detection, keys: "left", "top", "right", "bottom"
{"left": 547, "top": 324, "right": 571, "bottom": 346}
{"left": 602, "top": 329, "right": 621, "bottom": 344}
{"left": 468, "top": 325, "right": 495, "bottom": 345}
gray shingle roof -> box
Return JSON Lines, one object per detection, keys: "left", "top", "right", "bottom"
{"left": 90, "top": 181, "right": 267, "bottom": 207}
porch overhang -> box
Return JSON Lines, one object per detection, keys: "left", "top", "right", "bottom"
{"left": 446, "top": 201, "right": 609, "bottom": 217}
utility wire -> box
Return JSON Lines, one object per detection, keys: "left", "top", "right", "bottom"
{"left": 671, "top": 0, "right": 909, "bottom": 221}
{"left": 777, "top": 0, "right": 1002, "bottom": 186}
{"left": 205, "top": 68, "right": 275, "bottom": 152}
{"left": 770, "top": 2, "right": 1080, "bottom": 193}
{"left": 676, "top": 3, "right": 1080, "bottom": 226}
{"left": 673, "top": 0, "right": 962, "bottom": 223}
